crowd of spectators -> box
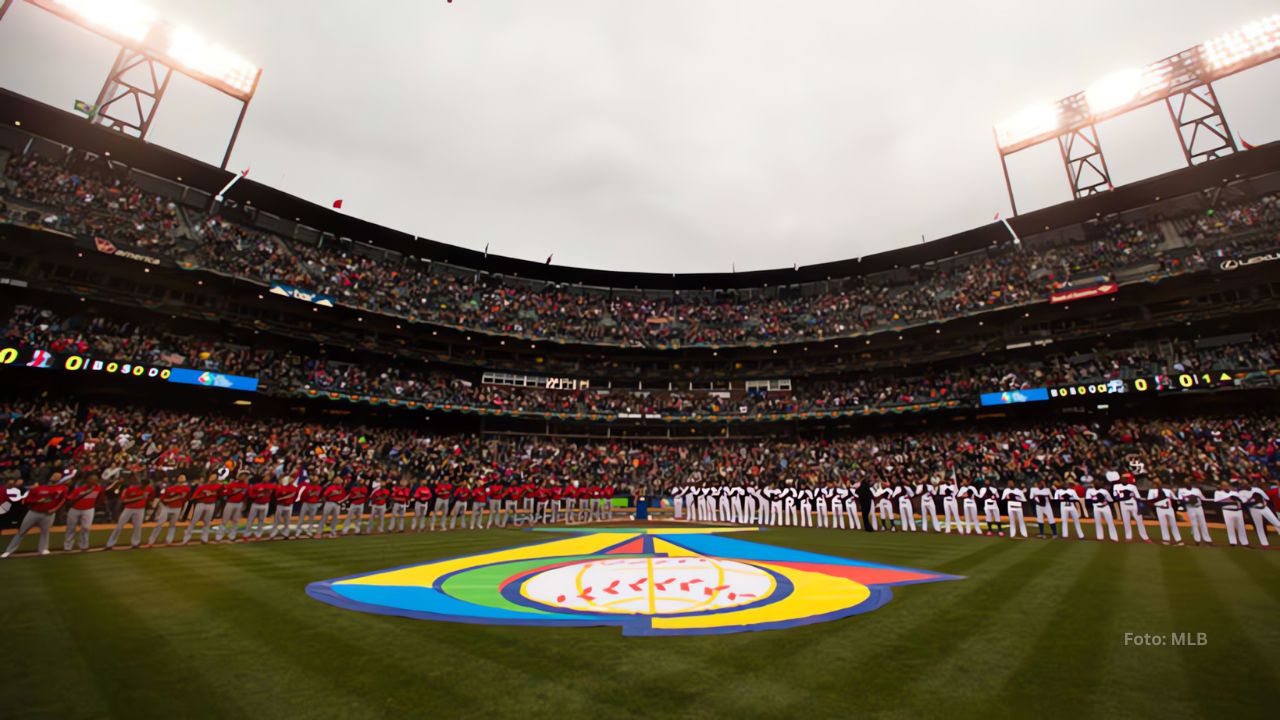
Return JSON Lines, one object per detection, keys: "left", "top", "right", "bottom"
{"left": 5, "top": 151, "right": 1279, "bottom": 349}
{"left": 5, "top": 304, "right": 1279, "bottom": 418}
{"left": 2, "top": 401, "right": 1276, "bottom": 502}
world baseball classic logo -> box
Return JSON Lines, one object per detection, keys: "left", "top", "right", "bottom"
{"left": 306, "top": 528, "right": 961, "bottom": 636}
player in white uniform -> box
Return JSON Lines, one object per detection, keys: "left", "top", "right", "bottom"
{"left": 797, "top": 487, "right": 814, "bottom": 528}
{"left": 1145, "top": 479, "right": 1182, "bottom": 545}
{"left": 1244, "top": 483, "right": 1280, "bottom": 547}
{"left": 1002, "top": 481, "right": 1028, "bottom": 539}
{"left": 813, "top": 487, "right": 830, "bottom": 528}
{"left": 958, "top": 479, "right": 980, "bottom": 535}
{"left": 1213, "top": 482, "right": 1249, "bottom": 547}
{"left": 1085, "top": 484, "right": 1119, "bottom": 542}
{"left": 671, "top": 485, "right": 686, "bottom": 521}
{"left": 918, "top": 480, "right": 940, "bottom": 533}
{"left": 897, "top": 482, "right": 916, "bottom": 532}
{"left": 1111, "top": 474, "right": 1151, "bottom": 543}
{"left": 1028, "top": 481, "right": 1055, "bottom": 538}
{"left": 940, "top": 478, "right": 960, "bottom": 533}
{"left": 843, "top": 483, "right": 862, "bottom": 530}
{"left": 981, "top": 483, "right": 1003, "bottom": 536}
{"left": 1177, "top": 483, "right": 1212, "bottom": 545}
{"left": 1054, "top": 481, "right": 1085, "bottom": 539}
{"left": 874, "top": 481, "right": 895, "bottom": 531}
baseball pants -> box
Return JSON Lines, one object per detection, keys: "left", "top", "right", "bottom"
{"left": 1183, "top": 505, "right": 1210, "bottom": 544}
{"left": 1223, "top": 509, "right": 1248, "bottom": 546}
{"left": 369, "top": 504, "right": 388, "bottom": 532}
{"left": 1118, "top": 502, "right": 1150, "bottom": 542}
{"left": 430, "top": 499, "right": 450, "bottom": 530}
{"left": 149, "top": 506, "right": 183, "bottom": 545}
{"left": 297, "top": 503, "right": 322, "bottom": 536}
{"left": 4, "top": 510, "right": 55, "bottom": 554}
{"left": 448, "top": 501, "right": 467, "bottom": 530}
{"left": 106, "top": 507, "right": 146, "bottom": 549}
{"left": 1155, "top": 508, "right": 1182, "bottom": 544}
{"left": 921, "top": 501, "right": 939, "bottom": 532}
{"left": 343, "top": 504, "right": 366, "bottom": 534}
{"left": 1060, "top": 506, "right": 1085, "bottom": 539}
{"left": 1007, "top": 504, "right": 1028, "bottom": 538}
{"left": 943, "top": 498, "right": 961, "bottom": 533}
{"left": 412, "top": 502, "right": 431, "bottom": 532}
{"left": 898, "top": 499, "right": 915, "bottom": 531}
{"left": 1034, "top": 505, "right": 1057, "bottom": 536}
{"left": 320, "top": 502, "right": 343, "bottom": 537}
{"left": 1093, "top": 505, "right": 1119, "bottom": 542}
{"left": 220, "top": 502, "right": 245, "bottom": 541}
{"left": 184, "top": 502, "right": 218, "bottom": 544}
{"left": 1249, "top": 507, "right": 1280, "bottom": 547}
{"left": 62, "top": 508, "right": 95, "bottom": 551}
{"left": 392, "top": 503, "right": 408, "bottom": 532}
{"left": 245, "top": 503, "right": 272, "bottom": 538}
{"left": 270, "top": 505, "right": 295, "bottom": 538}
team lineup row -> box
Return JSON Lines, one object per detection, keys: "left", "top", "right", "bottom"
{"left": 673, "top": 477, "right": 1280, "bottom": 547}
{"left": 5, "top": 472, "right": 1278, "bottom": 557}
{"left": 1, "top": 473, "right": 616, "bottom": 557}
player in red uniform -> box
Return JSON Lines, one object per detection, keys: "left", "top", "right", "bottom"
{"left": 62, "top": 473, "right": 106, "bottom": 551}
{"left": 468, "top": 482, "right": 487, "bottom": 529}
{"left": 447, "top": 482, "right": 470, "bottom": 530}
{"left": 391, "top": 477, "right": 412, "bottom": 532}
{"left": 430, "top": 479, "right": 453, "bottom": 531}
{"left": 368, "top": 482, "right": 391, "bottom": 533}
{"left": 105, "top": 473, "right": 152, "bottom": 550}
{"left": 411, "top": 481, "right": 434, "bottom": 532}
{"left": 270, "top": 476, "right": 299, "bottom": 539}
{"left": 184, "top": 472, "right": 223, "bottom": 544}
{"left": 2, "top": 475, "right": 69, "bottom": 557}
{"left": 297, "top": 477, "right": 324, "bottom": 537}
{"left": 501, "top": 482, "right": 519, "bottom": 527}
{"left": 219, "top": 471, "right": 251, "bottom": 541}
{"left": 484, "top": 479, "right": 503, "bottom": 528}
{"left": 245, "top": 475, "right": 277, "bottom": 539}
{"left": 149, "top": 475, "right": 192, "bottom": 546}
{"left": 321, "top": 478, "right": 349, "bottom": 537}
{"left": 343, "top": 479, "right": 370, "bottom": 535}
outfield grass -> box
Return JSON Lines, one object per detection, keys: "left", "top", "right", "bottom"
{"left": 1, "top": 526, "right": 1277, "bottom": 719}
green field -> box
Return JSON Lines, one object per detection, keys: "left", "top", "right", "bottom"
{"left": 2, "top": 526, "right": 1277, "bottom": 719}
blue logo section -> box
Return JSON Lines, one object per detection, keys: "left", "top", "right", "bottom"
{"left": 167, "top": 368, "right": 259, "bottom": 392}
{"left": 979, "top": 387, "right": 1049, "bottom": 406}
{"left": 270, "top": 283, "right": 336, "bottom": 307}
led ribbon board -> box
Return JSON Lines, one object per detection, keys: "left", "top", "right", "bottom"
{"left": 306, "top": 528, "right": 960, "bottom": 637}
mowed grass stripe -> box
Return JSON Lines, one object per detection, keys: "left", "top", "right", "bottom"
{"left": 898, "top": 539, "right": 1081, "bottom": 710}
{"left": 996, "top": 541, "right": 1128, "bottom": 717}
{"left": 139, "top": 549, "right": 490, "bottom": 717}
{"left": 1190, "top": 549, "right": 1280, "bottom": 682}
{"left": 734, "top": 539, "right": 1061, "bottom": 716}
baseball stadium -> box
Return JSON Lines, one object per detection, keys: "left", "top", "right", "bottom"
{"left": 0, "top": 2, "right": 1278, "bottom": 719}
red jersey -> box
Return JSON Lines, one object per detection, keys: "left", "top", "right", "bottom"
{"left": 274, "top": 484, "right": 299, "bottom": 504}
{"left": 222, "top": 481, "right": 249, "bottom": 504}
{"left": 391, "top": 486, "right": 411, "bottom": 504}
{"left": 348, "top": 485, "right": 370, "bottom": 505}
{"left": 436, "top": 482, "right": 453, "bottom": 498}
{"left": 25, "top": 484, "right": 68, "bottom": 514}
{"left": 322, "top": 483, "right": 348, "bottom": 504}
{"left": 369, "top": 487, "right": 391, "bottom": 506}
{"left": 300, "top": 483, "right": 323, "bottom": 504}
{"left": 486, "top": 484, "right": 503, "bottom": 501}
{"left": 158, "top": 484, "right": 191, "bottom": 508}
{"left": 67, "top": 483, "right": 104, "bottom": 511}
{"left": 192, "top": 483, "right": 222, "bottom": 504}
{"left": 453, "top": 486, "right": 470, "bottom": 503}
{"left": 248, "top": 482, "right": 276, "bottom": 504}
{"left": 120, "top": 485, "right": 152, "bottom": 509}
{"left": 413, "top": 485, "right": 434, "bottom": 503}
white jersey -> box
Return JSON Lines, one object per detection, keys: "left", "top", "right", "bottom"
{"left": 1177, "top": 487, "right": 1206, "bottom": 508}
{"left": 1213, "top": 489, "right": 1247, "bottom": 512}
{"left": 1085, "top": 487, "right": 1114, "bottom": 508}
{"left": 1113, "top": 482, "right": 1140, "bottom": 505}
{"left": 1028, "top": 487, "right": 1052, "bottom": 508}
{"left": 1054, "top": 488, "right": 1081, "bottom": 508}
{"left": 1146, "top": 488, "right": 1178, "bottom": 510}
{"left": 1002, "top": 488, "right": 1027, "bottom": 505}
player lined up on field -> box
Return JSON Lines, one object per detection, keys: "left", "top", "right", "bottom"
{"left": 2, "top": 471, "right": 616, "bottom": 557}
{"left": 671, "top": 473, "right": 1280, "bottom": 548}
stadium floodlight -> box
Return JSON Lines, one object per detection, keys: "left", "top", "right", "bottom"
{"left": 165, "top": 25, "right": 259, "bottom": 96}
{"left": 993, "top": 13, "right": 1280, "bottom": 216}
{"left": 50, "top": 0, "right": 155, "bottom": 42}
{"left": 994, "top": 104, "right": 1060, "bottom": 149}
{"left": 1202, "top": 14, "right": 1280, "bottom": 72}
{"left": 2, "top": 0, "right": 263, "bottom": 170}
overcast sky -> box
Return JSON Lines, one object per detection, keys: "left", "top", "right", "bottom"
{"left": 1, "top": 1, "right": 1277, "bottom": 273}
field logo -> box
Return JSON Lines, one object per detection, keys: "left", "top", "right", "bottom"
{"left": 306, "top": 528, "right": 961, "bottom": 636}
